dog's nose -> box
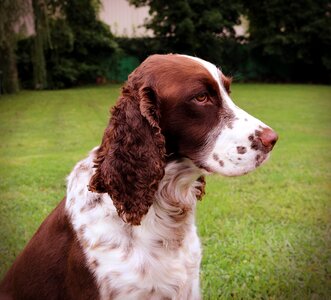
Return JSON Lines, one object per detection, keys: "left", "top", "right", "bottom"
{"left": 259, "top": 127, "right": 278, "bottom": 151}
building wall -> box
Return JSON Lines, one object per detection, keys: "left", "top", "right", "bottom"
{"left": 100, "top": 0, "right": 152, "bottom": 37}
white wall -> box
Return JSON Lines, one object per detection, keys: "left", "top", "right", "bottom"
{"left": 100, "top": 0, "right": 152, "bottom": 37}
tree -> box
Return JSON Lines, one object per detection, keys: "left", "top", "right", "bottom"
{"left": 32, "top": 0, "right": 49, "bottom": 89}
{"left": 243, "top": 0, "right": 331, "bottom": 82}
{"left": 44, "top": 0, "right": 119, "bottom": 88}
{"left": 0, "top": 0, "right": 30, "bottom": 94}
{"left": 61, "top": 0, "right": 118, "bottom": 84}
{"left": 129, "top": 0, "right": 242, "bottom": 62}
{"left": 16, "top": 0, "right": 119, "bottom": 88}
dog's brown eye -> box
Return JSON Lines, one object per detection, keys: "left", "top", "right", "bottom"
{"left": 194, "top": 93, "right": 208, "bottom": 103}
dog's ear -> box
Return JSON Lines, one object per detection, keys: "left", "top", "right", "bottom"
{"left": 88, "top": 84, "right": 166, "bottom": 225}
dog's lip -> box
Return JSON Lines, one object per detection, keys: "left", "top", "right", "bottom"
{"left": 255, "top": 152, "right": 270, "bottom": 167}
{"left": 195, "top": 162, "right": 213, "bottom": 174}
{"left": 195, "top": 153, "right": 271, "bottom": 177}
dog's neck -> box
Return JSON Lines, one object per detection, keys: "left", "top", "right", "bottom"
{"left": 66, "top": 149, "right": 203, "bottom": 251}
{"left": 157, "top": 159, "right": 203, "bottom": 213}
{"left": 139, "top": 159, "right": 203, "bottom": 249}
{"left": 65, "top": 149, "right": 203, "bottom": 299}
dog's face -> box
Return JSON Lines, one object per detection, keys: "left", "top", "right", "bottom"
{"left": 89, "top": 54, "right": 278, "bottom": 225}
{"left": 149, "top": 55, "right": 278, "bottom": 176}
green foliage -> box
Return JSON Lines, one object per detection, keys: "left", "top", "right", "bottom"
{"left": 16, "top": 0, "right": 119, "bottom": 89}
{"left": 41, "top": 18, "right": 76, "bottom": 88}
{"left": 116, "top": 37, "right": 159, "bottom": 60}
{"left": 0, "top": 84, "right": 330, "bottom": 298}
{"left": 12, "top": 0, "right": 331, "bottom": 87}
{"left": 130, "top": 0, "right": 242, "bottom": 61}
{"left": 47, "top": 0, "right": 119, "bottom": 87}
{"left": 127, "top": 0, "right": 331, "bottom": 83}
{"left": 105, "top": 53, "right": 140, "bottom": 82}
{"left": 243, "top": 0, "right": 331, "bottom": 83}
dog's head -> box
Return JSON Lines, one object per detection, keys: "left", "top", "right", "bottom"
{"left": 89, "top": 54, "right": 278, "bottom": 225}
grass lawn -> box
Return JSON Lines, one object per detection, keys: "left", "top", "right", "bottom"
{"left": 0, "top": 84, "right": 330, "bottom": 299}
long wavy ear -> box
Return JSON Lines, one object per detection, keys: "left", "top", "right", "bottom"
{"left": 88, "top": 85, "right": 166, "bottom": 225}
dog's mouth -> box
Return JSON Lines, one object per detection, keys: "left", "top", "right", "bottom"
{"left": 196, "top": 163, "right": 213, "bottom": 174}
{"left": 255, "top": 152, "right": 269, "bottom": 167}
{"left": 185, "top": 156, "right": 213, "bottom": 175}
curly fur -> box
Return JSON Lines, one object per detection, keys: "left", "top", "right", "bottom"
{"left": 89, "top": 81, "right": 166, "bottom": 225}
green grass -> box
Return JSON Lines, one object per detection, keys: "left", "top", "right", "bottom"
{"left": 1, "top": 84, "right": 330, "bottom": 299}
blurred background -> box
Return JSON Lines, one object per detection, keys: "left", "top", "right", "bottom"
{"left": 0, "top": 0, "right": 330, "bottom": 93}
{"left": 0, "top": 1, "right": 330, "bottom": 299}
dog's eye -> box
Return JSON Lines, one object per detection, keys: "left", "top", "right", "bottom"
{"left": 194, "top": 93, "right": 209, "bottom": 103}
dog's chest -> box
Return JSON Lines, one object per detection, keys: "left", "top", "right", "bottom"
{"left": 89, "top": 230, "right": 200, "bottom": 299}
{"left": 66, "top": 153, "right": 202, "bottom": 299}
{"left": 80, "top": 216, "right": 201, "bottom": 299}
{"left": 67, "top": 196, "right": 201, "bottom": 300}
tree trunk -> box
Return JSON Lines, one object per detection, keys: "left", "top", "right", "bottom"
{"left": 32, "top": 0, "right": 47, "bottom": 90}
{"left": 0, "top": 41, "right": 19, "bottom": 94}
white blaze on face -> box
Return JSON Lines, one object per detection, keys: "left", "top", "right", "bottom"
{"left": 182, "top": 55, "right": 273, "bottom": 176}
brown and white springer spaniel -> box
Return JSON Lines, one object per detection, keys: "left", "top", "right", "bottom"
{"left": 0, "top": 54, "right": 278, "bottom": 300}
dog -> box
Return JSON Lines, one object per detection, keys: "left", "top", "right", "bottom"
{"left": 0, "top": 54, "right": 278, "bottom": 300}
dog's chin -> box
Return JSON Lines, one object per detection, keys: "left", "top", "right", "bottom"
{"left": 199, "top": 153, "right": 271, "bottom": 177}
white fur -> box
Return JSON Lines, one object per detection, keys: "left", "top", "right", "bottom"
{"left": 66, "top": 149, "right": 203, "bottom": 300}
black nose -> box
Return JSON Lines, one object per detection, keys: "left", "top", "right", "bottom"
{"left": 259, "top": 127, "right": 278, "bottom": 152}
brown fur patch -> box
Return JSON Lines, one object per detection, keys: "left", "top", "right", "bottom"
{"left": 237, "top": 146, "right": 247, "bottom": 154}
{"left": 110, "top": 271, "right": 121, "bottom": 278}
{"left": 213, "top": 153, "right": 219, "bottom": 161}
{"left": 80, "top": 196, "right": 103, "bottom": 213}
{"left": 196, "top": 176, "right": 206, "bottom": 200}
{"left": 126, "top": 286, "right": 139, "bottom": 294}
{"left": 108, "top": 242, "right": 120, "bottom": 250}
{"left": 77, "top": 225, "right": 86, "bottom": 237}
{"left": 121, "top": 241, "right": 134, "bottom": 261}
{"left": 78, "top": 162, "right": 89, "bottom": 171}
{"left": 108, "top": 287, "right": 120, "bottom": 299}
{"left": 139, "top": 263, "right": 147, "bottom": 277}
{"left": 90, "top": 259, "right": 99, "bottom": 268}
{"left": 221, "top": 73, "right": 232, "bottom": 94}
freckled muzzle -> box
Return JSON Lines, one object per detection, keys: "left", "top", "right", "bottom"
{"left": 178, "top": 54, "right": 278, "bottom": 177}
{"left": 203, "top": 120, "right": 278, "bottom": 177}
